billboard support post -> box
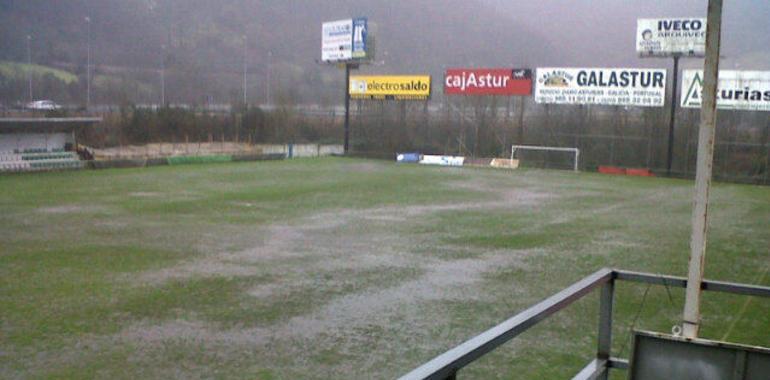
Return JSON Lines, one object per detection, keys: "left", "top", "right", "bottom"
{"left": 666, "top": 55, "right": 680, "bottom": 176}
{"left": 637, "top": 17, "right": 706, "bottom": 176}
{"left": 517, "top": 97, "right": 526, "bottom": 144}
{"left": 321, "top": 17, "right": 369, "bottom": 154}
{"left": 683, "top": 0, "right": 723, "bottom": 339}
{"left": 344, "top": 63, "right": 351, "bottom": 154}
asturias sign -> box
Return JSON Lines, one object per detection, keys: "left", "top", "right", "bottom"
{"left": 444, "top": 68, "right": 532, "bottom": 96}
{"left": 681, "top": 70, "right": 770, "bottom": 111}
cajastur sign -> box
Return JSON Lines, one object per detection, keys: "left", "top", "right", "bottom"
{"left": 444, "top": 68, "right": 532, "bottom": 95}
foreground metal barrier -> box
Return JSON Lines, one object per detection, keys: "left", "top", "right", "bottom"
{"left": 399, "top": 268, "right": 770, "bottom": 380}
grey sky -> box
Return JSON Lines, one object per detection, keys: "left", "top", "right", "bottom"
{"left": 479, "top": 0, "right": 770, "bottom": 69}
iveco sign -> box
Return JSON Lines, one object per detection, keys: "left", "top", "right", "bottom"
{"left": 637, "top": 18, "right": 706, "bottom": 57}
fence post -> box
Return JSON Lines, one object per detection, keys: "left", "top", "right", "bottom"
{"left": 517, "top": 97, "right": 526, "bottom": 145}
{"left": 645, "top": 109, "right": 654, "bottom": 169}
{"left": 597, "top": 279, "right": 615, "bottom": 380}
{"left": 610, "top": 139, "right": 615, "bottom": 166}
{"left": 765, "top": 120, "right": 770, "bottom": 185}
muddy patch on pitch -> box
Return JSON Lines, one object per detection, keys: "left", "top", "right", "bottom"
{"left": 36, "top": 204, "right": 104, "bottom": 214}
{"left": 135, "top": 175, "right": 553, "bottom": 286}
{"left": 345, "top": 162, "right": 383, "bottom": 173}
{"left": 119, "top": 250, "right": 528, "bottom": 349}
{"left": 129, "top": 191, "right": 163, "bottom": 198}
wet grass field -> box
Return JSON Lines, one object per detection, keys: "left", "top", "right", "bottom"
{"left": 1, "top": 157, "right": 768, "bottom": 379}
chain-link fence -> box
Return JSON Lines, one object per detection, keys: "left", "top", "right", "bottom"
{"left": 339, "top": 97, "right": 769, "bottom": 185}
{"left": 70, "top": 100, "right": 768, "bottom": 185}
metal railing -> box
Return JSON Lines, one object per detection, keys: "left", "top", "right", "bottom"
{"left": 399, "top": 268, "right": 770, "bottom": 380}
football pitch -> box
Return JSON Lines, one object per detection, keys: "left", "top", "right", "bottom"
{"left": 1, "top": 158, "right": 768, "bottom": 379}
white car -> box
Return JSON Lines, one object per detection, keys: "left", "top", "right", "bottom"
{"left": 26, "top": 100, "right": 62, "bottom": 110}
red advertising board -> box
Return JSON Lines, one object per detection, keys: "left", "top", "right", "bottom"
{"left": 444, "top": 68, "right": 532, "bottom": 95}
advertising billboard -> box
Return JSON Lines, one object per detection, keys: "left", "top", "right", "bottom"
{"left": 637, "top": 18, "right": 706, "bottom": 57}
{"left": 444, "top": 68, "right": 532, "bottom": 95}
{"left": 681, "top": 70, "right": 770, "bottom": 111}
{"left": 321, "top": 17, "right": 367, "bottom": 62}
{"left": 419, "top": 155, "right": 465, "bottom": 167}
{"left": 535, "top": 68, "right": 666, "bottom": 107}
{"left": 352, "top": 18, "right": 367, "bottom": 59}
{"left": 349, "top": 75, "right": 431, "bottom": 100}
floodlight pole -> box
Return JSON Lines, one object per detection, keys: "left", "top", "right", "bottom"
{"left": 242, "top": 35, "right": 248, "bottom": 106}
{"left": 344, "top": 63, "right": 351, "bottom": 154}
{"left": 682, "top": 0, "right": 723, "bottom": 339}
{"left": 160, "top": 44, "right": 166, "bottom": 107}
{"left": 266, "top": 51, "right": 272, "bottom": 106}
{"left": 26, "top": 35, "right": 33, "bottom": 102}
{"left": 86, "top": 16, "right": 92, "bottom": 111}
{"left": 665, "top": 55, "right": 680, "bottom": 176}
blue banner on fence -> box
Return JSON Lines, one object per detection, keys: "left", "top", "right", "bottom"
{"left": 396, "top": 153, "right": 421, "bottom": 163}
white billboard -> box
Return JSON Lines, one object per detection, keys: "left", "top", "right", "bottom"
{"left": 321, "top": 17, "right": 367, "bottom": 62}
{"left": 419, "top": 155, "right": 465, "bottom": 167}
{"left": 681, "top": 70, "right": 770, "bottom": 111}
{"left": 637, "top": 18, "right": 706, "bottom": 57}
{"left": 535, "top": 68, "right": 666, "bottom": 107}
{"left": 322, "top": 19, "right": 353, "bottom": 62}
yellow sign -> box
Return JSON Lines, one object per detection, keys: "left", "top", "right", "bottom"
{"left": 349, "top": 75, "right": 431, "bottom": 100}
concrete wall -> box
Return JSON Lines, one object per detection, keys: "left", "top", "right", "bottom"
{"left": 254, "top": 144, "right": 288, "bottom": 156}
{"left": 319, "top": 144, "right": 345, "bottom": 156}
{"left": 0, "top": 133, "right": 69, "bottom": 153}
{"left": 92, "top": 143, "right": 344, "bottom": 160}
{"left": 254, "top": 144, "right": 343, "bottom": 158}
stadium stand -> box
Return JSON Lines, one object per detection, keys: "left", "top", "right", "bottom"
{"left": 0, "top": 117, "right": 100, "bottom": 173}
{"left": 0, "top": 150, "right": 83, "bottom": 172}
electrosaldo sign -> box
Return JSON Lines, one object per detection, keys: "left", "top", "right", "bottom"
{"left": 637, "top": 18, "right": 706, "bottom": 57}
{"left": 681, "top": 70, "right": 770, "bottom": 111}
{"left": 444, "top": 68, "right": 532, "bottom": 96}
{"left": 321, "top": 17, "right": 367, "bottom": 62}
{"left": 349, "top": 75, "right": 431, "bottom": 100}
{"left": 535, "top": 68, "right": 666, "bottom": 107}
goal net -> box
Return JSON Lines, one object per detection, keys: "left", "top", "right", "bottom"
{"left": 510, "top": 145, "right": 580, "bottom": 172}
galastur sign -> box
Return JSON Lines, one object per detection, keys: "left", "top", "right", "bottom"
{"left": 535, "top": 67, "right": 666, "bottom": 107}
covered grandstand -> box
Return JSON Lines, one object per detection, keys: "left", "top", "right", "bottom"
{"left": 0, "top": 117, "right": 101, "bottom": 172}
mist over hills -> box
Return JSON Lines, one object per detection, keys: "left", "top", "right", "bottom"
{"left": 1, "top": 0, "right": 768, "bottom": 105}
{"left": 0, "top": 0, "right": 557, "bottom": 105}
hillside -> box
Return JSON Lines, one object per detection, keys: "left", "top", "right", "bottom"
{"left": 0, "top": 61, "right": 78, "bottom": 84}
{"left": 0, "top": 0, "right": 558, "bottom": 105}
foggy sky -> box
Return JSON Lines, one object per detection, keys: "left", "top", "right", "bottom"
{"left": 2, "top": 0, "right": 769, "bottom": 104}
{"left": 480, "top": 0, "right": 770, "bottom": 70}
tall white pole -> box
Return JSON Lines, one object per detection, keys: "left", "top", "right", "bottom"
{"left": 86, "top": 16, "right": 91, "bottom": 111}
{"left": 266, "top": 50, "right": 272, "bottom": 106}
{"left": 26, "top": 35, "right": 33, "bottom": 102}
{"left": 243, "top": 35, "right": 248, "bottom": 106}
{"left": 682, "top": 0, "right": 723, "bottom": 339}
{"left": 160, "top": 44, "right": 166, "bottom": 107}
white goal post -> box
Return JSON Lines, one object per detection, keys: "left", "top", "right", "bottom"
{"left": 510, "top": 145, "right": 580, "bottom": 172}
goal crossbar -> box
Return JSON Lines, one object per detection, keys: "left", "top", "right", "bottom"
{"left": 510, "top": 145, "right": 580, "bottom": 172}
